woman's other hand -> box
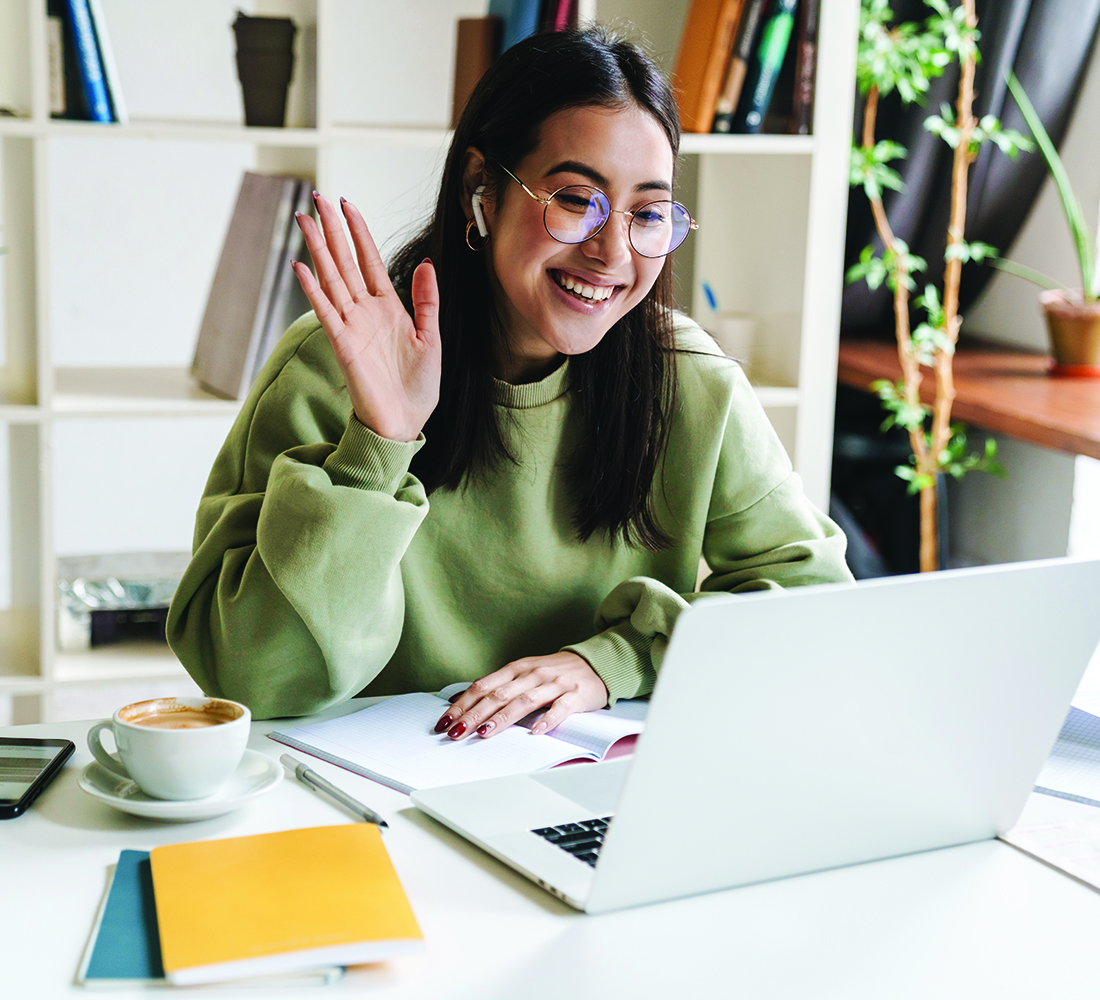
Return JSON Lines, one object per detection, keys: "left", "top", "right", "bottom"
{"left": 434, "top": 652, "right": 609, "bottom": 740}
{"left": 293, "top": 194, "right": 441, "bottom": 443}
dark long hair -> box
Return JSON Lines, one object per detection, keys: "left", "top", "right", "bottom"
{"left": 389, "top": 25, "right": 681, "bottom": 550}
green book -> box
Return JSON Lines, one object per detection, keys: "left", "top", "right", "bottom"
{"left": 731, "top": 0, "right": 799, "bottom": 134}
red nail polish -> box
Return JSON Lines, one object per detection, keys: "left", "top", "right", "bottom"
{"left": 448, "top": 721, "right": 467, "bottom": 739}
{"left": 421, "top": 257, "right": 432, "bottom": 265}
{"left": 476, "top": 723, "right": 492, "bottom": 737}
{"left": 434, "top": 714, "right": 453, "bottom": 734}
{"left": 312, "top": 190, "right": 320, "bottom": 201}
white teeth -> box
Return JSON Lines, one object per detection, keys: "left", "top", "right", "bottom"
{"left": 555, "top": 273, "right": 612, "bottom": 302}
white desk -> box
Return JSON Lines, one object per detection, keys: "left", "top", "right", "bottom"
{"left": 4, "top": 703, "right": 1100, "bottom": 1000}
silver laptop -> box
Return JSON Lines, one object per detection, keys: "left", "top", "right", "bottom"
{"left": 411, "top": 558, "right": 1100, "bottom": 914}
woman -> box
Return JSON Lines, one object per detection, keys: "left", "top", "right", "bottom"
{"left": 167, "top": 26, "right": 852, "bottom": 734}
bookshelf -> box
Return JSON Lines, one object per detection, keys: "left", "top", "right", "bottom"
{"left": 0, "top": 0, "right": 858, "bottom": 723}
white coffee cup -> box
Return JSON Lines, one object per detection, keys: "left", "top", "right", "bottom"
{"left": 86, "top": 696, "right": 250, "bottom": 800}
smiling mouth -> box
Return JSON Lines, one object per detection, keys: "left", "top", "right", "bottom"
{"left": 553, "top": 271, "right": 617, "bottom": 303}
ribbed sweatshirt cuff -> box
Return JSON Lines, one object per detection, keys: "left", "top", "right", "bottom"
{"left": 322, "top": 416, "right": 424, "bottom": 494}
{"left": 563, "top": 621, "right": 656, "bottom": 707}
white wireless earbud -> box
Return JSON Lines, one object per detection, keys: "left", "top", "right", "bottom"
{"left": 471, "top": 185, "right": 488, "bottom": 238}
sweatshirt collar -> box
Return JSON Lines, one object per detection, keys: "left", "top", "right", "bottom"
{"left": 492, "top": 358, "right": 571, "bottom": 409}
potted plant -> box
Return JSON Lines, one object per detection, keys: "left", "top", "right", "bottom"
{"left": 847, "top": 0, "right": 1024, "bottom": 571}
{"left": 993, "top": 72, "right": 1100, "bottom": 377}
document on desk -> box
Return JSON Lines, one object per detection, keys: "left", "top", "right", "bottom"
{"left": 1033, "top": 705, "right": 1100, "bottom": 808}
{"left": 1000, "top": 814, "right": 1100, "bottom": 893}
{"left": 268, "top": 688, "right": 647, "bottom": 794}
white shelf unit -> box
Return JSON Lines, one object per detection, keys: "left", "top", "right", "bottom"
{"left": 0, "top": 0, "right": 857, "bottom": 723}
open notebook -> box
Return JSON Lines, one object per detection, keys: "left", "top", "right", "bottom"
{"left": 269, "top": 684, "right": 648, "bottom": 794}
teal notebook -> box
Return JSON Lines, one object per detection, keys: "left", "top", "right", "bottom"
{"left": 79, "top": 850, "right": 164, "bottom": 984}
{"left": 78, "top": 850, "right": 344, "bottom": 988}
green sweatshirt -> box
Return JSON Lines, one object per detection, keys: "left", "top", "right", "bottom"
{"left": 167, "top": 311, "right": 852, "bottom": 719}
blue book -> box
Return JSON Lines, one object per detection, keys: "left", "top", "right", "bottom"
{"left": 79, "top": 851, "right": 164, "bottom": 985}
{"left": 64, "top": 0, "right": 113, "bottom": 122}
{"left": 488, "top": 0, "right": 542, "bottom": 54}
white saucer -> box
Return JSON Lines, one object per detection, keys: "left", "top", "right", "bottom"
{"left": 78, "top": 749, "right": 283, "bottom": 821}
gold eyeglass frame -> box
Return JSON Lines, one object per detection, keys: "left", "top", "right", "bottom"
{"left": 495, "top": 162, "right": 698, "bottom": 258}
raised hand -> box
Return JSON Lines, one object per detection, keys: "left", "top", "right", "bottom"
{"left": 292, "top": 194, "right": 441, "bottom": 443}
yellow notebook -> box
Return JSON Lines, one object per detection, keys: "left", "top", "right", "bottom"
{"left": 149, "top": 824, "right": 423, "bottom": 986}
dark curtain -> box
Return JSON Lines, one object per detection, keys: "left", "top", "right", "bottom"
{"left": 842, "top": 0, "right": 1100, "bottom": 338}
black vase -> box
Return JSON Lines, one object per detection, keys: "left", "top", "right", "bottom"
{"left": 232, "top": 12, "right": 297, "bottom": 127}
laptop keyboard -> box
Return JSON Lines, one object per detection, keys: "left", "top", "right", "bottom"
{"left": 531, "top": 817, "right": 612, "bottom": 867}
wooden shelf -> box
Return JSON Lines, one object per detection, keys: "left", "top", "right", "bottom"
{"left": 53, "top": 368, "right": 242, "bottom": 418}
{"left": 837, "top": 339, "right": 1100, "bottom": 460}
{"left": 679, "top": 133, "right": 814, "bottom": 155}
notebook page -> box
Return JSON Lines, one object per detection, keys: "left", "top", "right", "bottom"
{"left": 270, "top": 694, "right": 600, "bottom": 793}
{"left": 1034, "top": 707, "right": 1100, "bottom": 807}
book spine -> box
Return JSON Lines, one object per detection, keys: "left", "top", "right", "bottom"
{"left": 710, "top": 0, "right": 768, "bottom": 133}
{"left": 47, "top": 15, "right": 66, "bottom": 116}
{"left": 87, "top": 0, "right": 128, "bottom": 123}
{"left": 731, "top": 0, "right": 799, "bottom": 135}
{"left": 790, "top": 0, "right": 818, "bottom": 134}
{"left": 64, "top": 0, "right": 113, "bottom": 122}
{"left": 673, "top": 0, "right": 745, "bottom": 134}
{"left": 452, "top": 17, "right": 502, "bottom": 129}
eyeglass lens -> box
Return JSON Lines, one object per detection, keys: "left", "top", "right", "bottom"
{"left": 543, "top": 186, "right": 692, "bottom": 258}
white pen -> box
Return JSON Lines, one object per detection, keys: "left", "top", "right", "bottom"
{"left": 280, "top": 754, "right": 388, "bottom": 828}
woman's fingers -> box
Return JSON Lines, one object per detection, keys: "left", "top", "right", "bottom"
{"left": 295, "top": 210, "right": 354, "bottom": 317}
{"left": 291, "top": 260, "right": 341, "bottom": 332}
{"left": 435, "top": 653, "right": 608, "bottom": 740}
{"left": 341, "top": 198, "right": 395, "bottom": 297}
{"left": 411, "top": 259, "right": 440, "bottom": 346}
{"left": 313, "top": 194, "right": 367, "bottom": 301}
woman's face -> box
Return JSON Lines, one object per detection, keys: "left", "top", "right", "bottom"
{"left": 476, "top": 103, "right": 675, "bottom": 382}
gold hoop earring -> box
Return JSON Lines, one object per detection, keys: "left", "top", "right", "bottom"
{"left": 465, "top": 219, "right": 488, "bottom": 251}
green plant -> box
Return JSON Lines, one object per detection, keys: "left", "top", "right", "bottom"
{"left": 989, "top": 72, "right": 1099, "bottom": 300}
{"left": 848, "top": 0, "right": 1026, "bottom": 571}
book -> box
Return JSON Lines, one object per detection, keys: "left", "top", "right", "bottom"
{"left": 191, "top": 172, "right": 311, "bottom": 400}
{"left": 672, "top": 0, "right": 746, "bottom": 134}
{"left": 87, "top": 0, "right": 128, "bottom": 124}
{"left": 790, "top": 0, "right": 819, "bottom": 134}
{"left": 451, "top": 17, "right": 502, "bottom": 129}
{"left": 47, "top": 14, "right": 66, "bottom": 117}
{"left": 710, "top": 0, "right": 769, "bottom": 133}
{"left": 729, "top": 0, "right": 799, "bottom": 134}
{"left": 78, "top": 850, "right": 164, "bottom": 987}
{"left": 539, "top": 0, "right": 578, "bottom": 32}
{"left": 149, "top": 825, "right": 423, "bottom": 986}
{"left": 63, "top": 0, "right": 113, "bottom": 122}
{"left": 77, "top": 850, "right": 344, "bottom": 988}
{"left": 269, "top": 685, "right": 648, "bottom": 795}
{"left": 489, "top": 0, "right": 542, "bottom": 55}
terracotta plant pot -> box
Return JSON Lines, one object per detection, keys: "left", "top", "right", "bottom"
{"left": 232, "top": 13, "right": 297, "bottom": 128}
{"left": 1039, "top": 289, "right": 1100, "bottom": 377}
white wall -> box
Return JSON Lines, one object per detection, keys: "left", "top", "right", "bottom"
{"left": 948, "top": 34, "right": 1100, "bottom": 566}
{"left": 965, "top": 33, "right": 1100, "bottom": 349}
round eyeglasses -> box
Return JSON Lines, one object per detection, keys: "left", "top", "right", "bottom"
{"left": 496, "top": 163, "right": 698, "bottom": 258}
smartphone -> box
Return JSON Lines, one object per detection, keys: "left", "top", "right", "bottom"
{"left": 0, "top": 737, "right": 76, "bottom": 819}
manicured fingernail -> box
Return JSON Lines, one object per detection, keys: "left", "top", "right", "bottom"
{"left": 434, "top": 714, "right": 453, "bottom": 734}
{"left": 339, "top": 196, "right": 347, "bottom": 205}
{"left": 312, "top": 190, "right": 320, "bottom": 201}
{"left": 531, "top": 721, "right": 546, "bottom": 735}
{"left": 476, "top": 721, "right": 494, "bottom": 737}
{"left": 421, "top": 257, "right": 432, "bottom": 265}
{"left": 448, "top": 721, "right": 467, "bottom": 739}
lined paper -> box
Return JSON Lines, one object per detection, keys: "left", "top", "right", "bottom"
{"left": 270, "top": 693, "right": 646, "bottom": 794}
{"left": 1034, "top": 706, "right": 1100, "bottom": 807}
